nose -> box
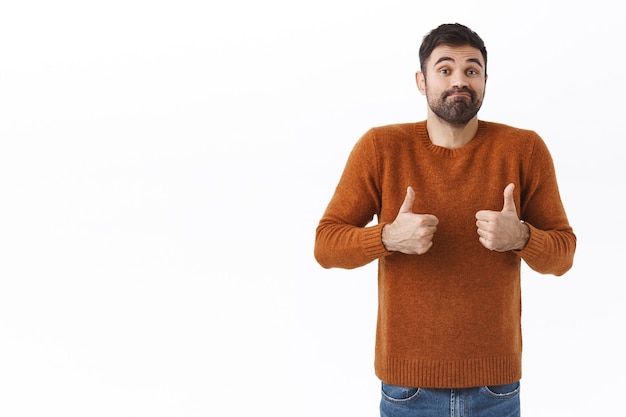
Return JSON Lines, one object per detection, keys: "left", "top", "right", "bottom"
{"left": 451, "top": 74, "right": 469, "bottom": 89}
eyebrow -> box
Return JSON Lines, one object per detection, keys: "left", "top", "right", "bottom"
{"left": 434, "top": 56, "right": 484, "bottom": 68}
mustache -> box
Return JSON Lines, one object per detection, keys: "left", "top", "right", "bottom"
{"left": 443, "top": 87, "right": 476, "bottom": 100}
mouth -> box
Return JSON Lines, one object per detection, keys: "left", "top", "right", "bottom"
{"left": 444, "top": 91, "right": 475, "bottom": 103}
{"left": 446, "top": 90, "right": 472, "bottom": 97}
{"left": 444, "top": 88, "right": 474, "bottom": 100}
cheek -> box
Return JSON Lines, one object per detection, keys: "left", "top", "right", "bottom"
{"left": 470, "top": 84, "right": 486, "bottom": 101}
{"left": 423, "top": 80, "right": 445, "bottom": 97}
{"left": 473, "top": 80, "right": 486, "bottom": 94}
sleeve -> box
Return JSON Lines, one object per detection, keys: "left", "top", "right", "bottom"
{"left": 314, "top": 130, "right": 392, "bottom": 269}
{"left": 515, "top": 134, "right": 576, "bottom": 276}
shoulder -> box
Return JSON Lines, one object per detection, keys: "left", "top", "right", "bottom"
{"left": 479, "top": 120, "right": 546, "bottom": 150}
{"left": 360, "top": 121, "right": 427, "bottom": 149}
{"left": 368, "top": 121, "right": 425, "bottom": 136}
{"left": 480, "top": 120, "right": 538, "bottom": 138}
{"left": 479, "top": 120, "right": 554, "bottom": 168}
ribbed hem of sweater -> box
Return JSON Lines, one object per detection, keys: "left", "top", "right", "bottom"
{"left": 375, "top": 354, "right": 522, "bottom": 388}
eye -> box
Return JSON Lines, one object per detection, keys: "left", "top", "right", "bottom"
{"left": 467, "top": 69, "right": 479, "bottom": 76}
{"left": 438, "top": 68, "right": 449, "bottom": 75}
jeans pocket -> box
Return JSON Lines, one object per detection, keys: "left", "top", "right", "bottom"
{"left": 381, "top": 382, "right": 420, "bottom": 403}
{"left": 484, "top": 381, "right": 520, "bottom": 398}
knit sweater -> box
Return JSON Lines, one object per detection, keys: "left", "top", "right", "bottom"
{"left": 314, "top": 120, "right": 576, "bottom": 388}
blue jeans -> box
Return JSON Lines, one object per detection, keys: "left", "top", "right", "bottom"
{"left": 380, "top": 381, "right": 520, "bottom": 417}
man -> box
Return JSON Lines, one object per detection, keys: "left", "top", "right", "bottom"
{"left": 314, "top": 23, "right": 576, "bottom": 417}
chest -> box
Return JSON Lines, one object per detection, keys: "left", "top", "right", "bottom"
{"left": 378, "top": 148, "right": 521, "bottom": 222}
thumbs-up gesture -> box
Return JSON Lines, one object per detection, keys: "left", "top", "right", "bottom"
{"left": 382, "top": 186, "right": 439, "bottom": 254}
{"left": 475, "top": 183, "right": 530, "bottom": 252}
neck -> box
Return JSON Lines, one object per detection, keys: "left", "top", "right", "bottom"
{"left": 425, "top": 114, "right": 479, "bottom": 149}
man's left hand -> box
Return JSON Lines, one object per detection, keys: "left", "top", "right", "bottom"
{"left": 475, "top": 183, "right": 529, "bottom": 252}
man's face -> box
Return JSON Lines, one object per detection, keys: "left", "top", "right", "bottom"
{"left": 417, "top": 45, "right": 487, "bottom": 126}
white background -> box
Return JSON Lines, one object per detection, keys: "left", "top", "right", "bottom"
{"left": 0, "top": 1, "right": 622, "bottom": 416}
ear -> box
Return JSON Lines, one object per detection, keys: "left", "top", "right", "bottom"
{"left": 415, "top": 71, "right": 426, "bottom": 95}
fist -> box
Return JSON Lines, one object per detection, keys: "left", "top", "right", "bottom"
{"left": 475, "top": 183, "right": 529, "bottom": 251}
{"left": 382, "top": 186, "right": 439, "bottom": 254}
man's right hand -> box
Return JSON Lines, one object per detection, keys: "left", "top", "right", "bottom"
{"left": 382, "top": 186, "right": 439, "bottom": 255}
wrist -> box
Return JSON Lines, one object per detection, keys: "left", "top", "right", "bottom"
{"left": 517, "top": 222, "right": 530, "bottom": 250}
{"left": 381, "top": 224, "right": 393, "bottom": 251}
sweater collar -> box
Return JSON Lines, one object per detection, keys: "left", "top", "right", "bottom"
{"left": 417, "top": 120, "right": 487, "bottom": 158}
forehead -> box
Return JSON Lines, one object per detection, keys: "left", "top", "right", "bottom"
{"left": 427, "top": 44, "right": 485, "bottom": 68}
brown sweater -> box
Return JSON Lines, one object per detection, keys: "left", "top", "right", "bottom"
{"left": 314, "top": 120, "right": 576, "bottom": 388}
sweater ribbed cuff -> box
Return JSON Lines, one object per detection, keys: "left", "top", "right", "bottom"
{"left": 362, "top": 223, "right": 391, "bottom": 260}
{"left": 514, "top": 222, "right": 545, "bottom": 261}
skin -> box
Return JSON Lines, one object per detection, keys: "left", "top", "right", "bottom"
{"left": 382, "top": 45, "right": 529, "bottom": 254}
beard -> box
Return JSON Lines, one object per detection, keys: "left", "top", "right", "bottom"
{"left": 427, "top": 86, "right": 483, "bottom": 126}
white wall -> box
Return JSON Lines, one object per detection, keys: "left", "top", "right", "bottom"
{"left": 0, "top": 1, "right": 621, "bottom": 416}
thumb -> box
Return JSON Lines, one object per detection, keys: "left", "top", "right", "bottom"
{"left": 398, "top": 186, "right": 415, "bottom": 214}
{"left": 502, "top": 183, "right": 517, "bottom": 213}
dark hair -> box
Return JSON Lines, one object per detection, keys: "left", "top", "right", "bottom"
{"left": 419, "top": 23, "right": 487, "bottom": 75}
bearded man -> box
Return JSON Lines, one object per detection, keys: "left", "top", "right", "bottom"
{"left": 314, "top": 23, "right": 576, "bottom": 417}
